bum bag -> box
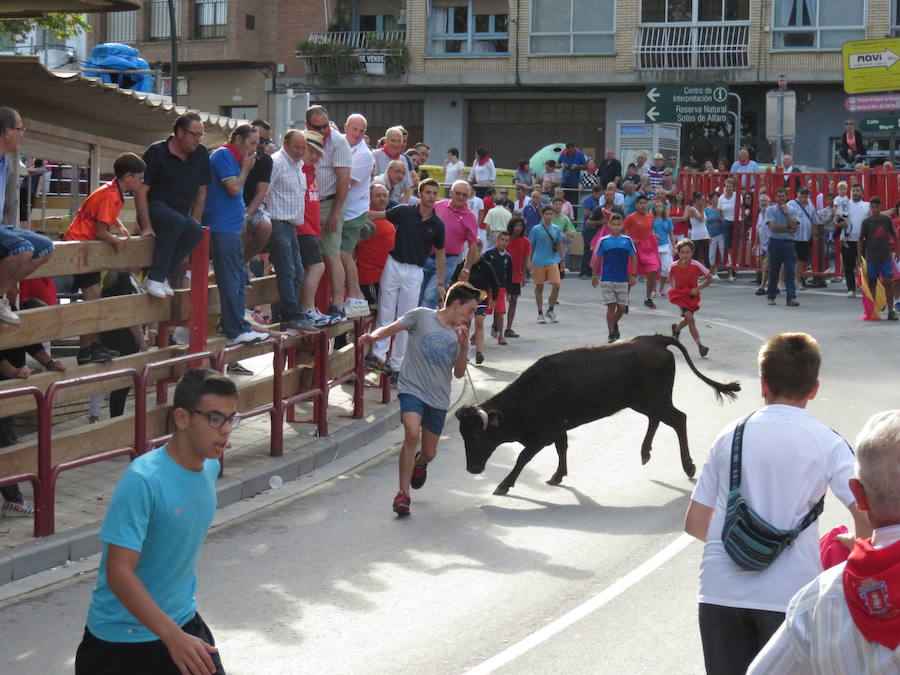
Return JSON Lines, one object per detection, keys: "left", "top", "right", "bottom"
{"left": 721, "top": 413, "right": 825, "bottom": 572}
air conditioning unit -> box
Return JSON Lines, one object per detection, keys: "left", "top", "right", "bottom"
{"left": 397, "top": 9, "right": 407, "bottom": 25}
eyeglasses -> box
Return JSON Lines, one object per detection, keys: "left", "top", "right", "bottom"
{"left": 182, "top": 129, "right": 204, "bottom": 139}
{"left": 187, "top": 408, "right": 242, "bottom": 430}
{"left": 308, "top": 122, "right": 329, "bottom": 132}
{"left": 5, "top": 126, "right": 25, "bottom": 134}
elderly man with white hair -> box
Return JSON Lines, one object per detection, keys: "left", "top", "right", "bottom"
{"left": 749, "top": 410, "right": 900, "bottom": 674}
{"left": 339, "top": 113, "right": 375, "bottom": 318}
{"left": 372, "top": 160, "right": 409, "bottom": 205}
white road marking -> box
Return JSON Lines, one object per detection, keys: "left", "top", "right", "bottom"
{"left": 463, "top": 533, "right": 695, "bottom": 675}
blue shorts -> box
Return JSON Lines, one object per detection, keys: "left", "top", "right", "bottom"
{"left": 0, "top": 225, "right": 55, "bottom": 259}
{"left": 867, "top": 260, "right": 893, "bottom": 280}
{"left": 398, "top": 393, "right": 447, "bottom": 436}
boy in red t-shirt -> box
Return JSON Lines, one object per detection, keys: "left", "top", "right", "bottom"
{"left": 503, "top": 216, "right": 531, "bottom": 338}
{"left": 63, "top": 152, "right": 145, "bottom": 365}
{"left": 668, "top": 239, "right": 714, "bottom": 357}
{"left": 354, "top": 183, "right": 396, "bottom": 307}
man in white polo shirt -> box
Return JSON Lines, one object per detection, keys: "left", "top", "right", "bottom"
{"left": 339, "top": 113, "right": 374, "bottom": 318}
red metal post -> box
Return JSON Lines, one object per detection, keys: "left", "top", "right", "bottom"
{"left": 270, "top": 335, "right": 286, "bottom": 456}
{"left": 0, "top": 387, "right": 46, "bottom": 537}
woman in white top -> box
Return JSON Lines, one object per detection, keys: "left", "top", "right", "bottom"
{"left": 443, "top": 147, "right": 465, "bottom": 196}
{"left": 687, "top": 191, "right": 711, "bottom": 266}
{"left": 467, "top": 147, "right": 496, "bottom": 197}
{"left": 717, "top": 177, "right": 738, "bottom": 281}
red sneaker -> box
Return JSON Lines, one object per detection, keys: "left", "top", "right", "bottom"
{"left": 411, "top": 463, "right": 428, "bottom": 489}
{"left": 393, "top": 491, "right": 410, "bottom": 516}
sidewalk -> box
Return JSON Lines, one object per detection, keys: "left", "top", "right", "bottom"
{"left": 0, "top": 352, "right": 409, "bottom": 585}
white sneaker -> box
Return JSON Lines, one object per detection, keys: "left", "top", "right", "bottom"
{"left": 142, "top": 278, "right": 168, "bottom": 299}
{"left": 343, "top": 297, "right": 370, "bottom": 318}
{"left": 172, "top": 326, "right": 190, "bottom": 345}
{"left": 227, "top": 330, "right": 269, "bottom": 346}
{"left": 305, "top": 309, "right": 333, "bottom": 329}
{"left": 0, "top": 296, "right": 20, "bottom": 324}
{"left": 547, "top": 308, "right": 559, "bottom": 323}
{"left": 162, "top": 280, "right": 175, "bottom": 296}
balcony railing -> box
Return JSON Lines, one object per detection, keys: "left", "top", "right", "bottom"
{"left": 306, "top": 31, "right": 406, "bottom": 49}
{"left": 297, "top": 31, "right": 408, "bottom": 77}
{"left": 634, "top": 23, "right": 749, "bottom": 70}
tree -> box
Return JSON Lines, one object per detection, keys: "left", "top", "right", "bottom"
{"left": 0, "top": 13, "right": 90, "bottom": 44}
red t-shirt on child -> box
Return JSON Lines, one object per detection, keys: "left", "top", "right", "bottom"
{"left": 506, "top": 236, "right": 532, "bottom": 284}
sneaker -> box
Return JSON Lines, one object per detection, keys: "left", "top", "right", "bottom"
{"left": 304, "top": 309, "right": 333, "bottom": 329}
{"left": 490, "top": 326, "right": 498, "bottom": 338}
{"left": 251, "top": 309, "right": 272, "bottom": 325}
{"left": 327, "top": 304, "right": 346, "bottom": 325}
{"left": 698, "top": 344, "right": 709, "bottom": 358}
{"left": 504, "top": 329, "right": 520, "bottom": 338}
{"left": 768, "top": 298, "right": 776, "bottom": 306}
{"left": 343, "top": 297, "right": 370, "bottom": 319}
{"left": 2, "top": 500, "right": 34, "bottom": 517}
{"left": 644, "top": 298, "right": 657, "bottom": 309}
{"left": 226, "top": 362, "right": 254, "bottom": 375}
{"left": 389, "top": 371, "right": 399, "bottom": 385}
{"left": 475, "top": 351, "right": 484, "bottom": 364}
{"left": 607, "top": 333, "right": 617, "bottom": 344}
{"left": 411, "top": 458, "right": 428, "bottom": 490}
{"left": 227, "top": 330, "right": 269, "bottom": 346}
{"left": 894, "top": 302, "right": 900, "bottom": 312}
{"left": 0, "top": 297, "right": 20, "bottom": 324}
{"left": 848, "top": 290, "right": 856, "bottom": 298}
{"left": 282, "top": 318, "right": 320, "bottom": 335}
{"left": 393, "top": 490, "right": 411, "bottom": 516}
{"left": 162, "top": 280, "right": 175, "bottom": 297}
{"left": 889, "top": 311, "right": 899, "bottom": 322}
{"left": 497, "top": 336, "right": 508, "bottom": 346}
{"left": 142, "top": 278, "right": 168, "bottom": 299}
{"left": 537, "top": 312, "right": 546, "bottom": 324}
{"left": 547, "top": 308, "right": 558, "bottom": 323}
{"left": 365, "top": 354, "right": 391, "bottom": 374}
{"left": 754, "top": 288, "right": 767, "bottom": 296}
{"left": 786, "top": 298, "right": 799, "bottom": 307}
{"left": 244, "top": 263, "right": 254, "bottom": 288}
{"left": 671, "top": 323, "right": 681, "bottom": 339}
{"left": 727, "top": 275, "right": 736, "bottom": 283}
{"left": 579, "top": 274, "right": 591, "bottom": 280}
{"left": 76, "top": 343, "right": 119, "bottom": 365}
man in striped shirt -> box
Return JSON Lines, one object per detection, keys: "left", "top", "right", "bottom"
{"left": 749, "top": 410, "right": 900, "bottom": 674}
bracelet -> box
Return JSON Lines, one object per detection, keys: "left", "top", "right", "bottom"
{"left": 461, "top": 268, "right": 471, "bottom": 274}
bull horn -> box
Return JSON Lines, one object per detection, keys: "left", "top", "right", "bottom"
{"left": 474, "top": 407, "right": 489, "bottom": 430}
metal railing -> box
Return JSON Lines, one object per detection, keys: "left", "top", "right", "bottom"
{"left": 634, "top": 23, "right": 750, "bottom": 69}
{"left": 306, "top": 30, "right": 406, "bottom": 49}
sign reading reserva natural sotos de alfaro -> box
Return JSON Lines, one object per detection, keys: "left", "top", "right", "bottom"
{"left": 644, "top": 85, "right": 729, "bottom": 124}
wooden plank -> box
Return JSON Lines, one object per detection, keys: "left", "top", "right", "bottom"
{"left": 26, "top": 238, "right": 154, "bottom": 280}
{"left": 328, "top": 345, "right": 356, "bottom": 381}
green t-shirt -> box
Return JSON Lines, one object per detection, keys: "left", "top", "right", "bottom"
{"left": 552, "top": 214, "right": 575, "bottom": 234}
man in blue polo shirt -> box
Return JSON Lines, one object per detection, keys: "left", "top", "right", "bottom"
{"left": 765, "top": 186, "right": 800, "bottom": 307}
{"left": 557, "top": 141, "right": 586, "bottom": 204}
{"left": 204, "top": 124, "right": 268, "bottom": 345}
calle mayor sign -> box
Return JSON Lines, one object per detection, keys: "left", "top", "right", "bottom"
{"left": 645, "top": 86, "right": 729, "bottom": 124}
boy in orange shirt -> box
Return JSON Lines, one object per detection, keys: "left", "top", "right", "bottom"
{"left": 64, "top": 152, "right": 146, "bottom": 365}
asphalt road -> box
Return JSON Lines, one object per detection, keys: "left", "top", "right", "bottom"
{"left": 2, "top": 274, "right": 897, "bottom": 674}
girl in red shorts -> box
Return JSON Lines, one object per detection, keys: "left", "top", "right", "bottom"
{"left": 668, "top": 239, "right": 714, "bottom": 357}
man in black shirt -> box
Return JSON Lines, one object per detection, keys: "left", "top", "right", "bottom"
{"left": 366, "top": 178, "right": 446, "bottom": 375}
{"left": 597, "top": 148, "right": 623, "bottom": 187}
{"left": 858, "top": 196, "right": 898, "bottom": 321}
{"left": 134, "top": 112, "right": 211, "bottom": 298}
{"left": 241, "top": 120, "right": 274, "bottom": 278}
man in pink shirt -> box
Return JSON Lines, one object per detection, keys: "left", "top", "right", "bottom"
{"left": 420, "top": 179, "right": 480, "bottom": 308}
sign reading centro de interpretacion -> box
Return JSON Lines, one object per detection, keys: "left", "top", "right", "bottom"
{"left": 842, "top": 38, "right": 900, "bottom": 95}
{"left": 644, "top": 85, "right": 729, "bottom": 124}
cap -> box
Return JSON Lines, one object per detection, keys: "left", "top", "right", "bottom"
{"left": 302, "top": 130, "right": 325, "bottom": 153}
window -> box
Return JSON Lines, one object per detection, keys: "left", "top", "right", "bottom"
{"left": 149, "top": 0, "right": 180, "bottom": 41}
{"left": 531, "top": 0, "right": 615, "bottom": 55}
{"left": 773, "top": 0, "right": 865, "bottom": 50}
{"left": 160, "top": 76, "right": 188, "bottom": 96}
{"left": 223, "top": 105, "right": 258, "bottom": 120}
{"left": 893, "top": 0, "right": 900, "bottom": 37}
{"left": 358, "top": 14, "right": 401, "bottom": 32}
{"left": 641, "top": 0, "right": 749, "bottom": 22}
{"left": 195, "top": 0, "right": 227, "bottom": 38}
{"left": 430, "top": 0, "right": 508, "bottom": 55}
{"left": 105, "top": 10, "right": 137, "bottom": 43}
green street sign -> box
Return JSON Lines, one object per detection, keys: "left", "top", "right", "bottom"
{"left": 644, "top": 85, "right": 730, "bottom": 124}
{"left": 860, "top": 116, "right": 900, "bottom": 132}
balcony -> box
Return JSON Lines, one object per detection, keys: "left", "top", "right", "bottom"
{"left": 296, "top": 31, "right": 408, "bottom": 77}
{"left": 634, "top": 23, "right": 749, "bottom": 70}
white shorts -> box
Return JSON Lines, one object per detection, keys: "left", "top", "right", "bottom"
{"left": 599, "top": 281, "right": 629, "bottom": 306}
{"left": 658, "top": 244, "right": 673, "bottom": 276}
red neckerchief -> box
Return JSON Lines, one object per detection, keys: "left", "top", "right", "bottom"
{"left": 380, "top": 146, "right": 400, "bottom": 160}
{"left": 320, "top": 125, "right": 332, "bottom": 142}
{"left": 843, "top": 537, "right": 900, "bottom": 649}
{"left": 222, "top": 143, "right": 245, "bottom": 167}
{"left": 564, "top": 148, "right": 576, "bottom": 157}
{"left": 739, "top": 158, "right": 750, "bottom": 166}
{"left": 477, "top": 155, "right": 490, "bottom": 166}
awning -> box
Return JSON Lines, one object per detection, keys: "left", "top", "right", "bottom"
{"left": 0, "top": 1, "right": 140, "bottom": 17}
{"left": 0, "top": 55, "right": 239, "bottom": 172}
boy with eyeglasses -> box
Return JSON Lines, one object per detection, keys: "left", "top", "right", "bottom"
{"left": 76, "top": 368, "right": 238, "bottom": 675}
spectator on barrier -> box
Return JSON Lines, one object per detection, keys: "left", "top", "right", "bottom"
{"left": 339, "top": 114, "right": 375, "bottom": 320}
{"left": 621, "top": 164, "right": 641, "bottom": 189}
{"left": 703, "top": 160, "right": 716, "bottom": 174}
{"left": 241, "top": 119, "right": 274, "bottom": 282}
{"left": 63, "top": 152, "right": 144, "bottom": 364}
{"left": 716, "top": 178, "right": 738, "bottom": 282}
{"left": 523, "top": 189, "right": 544, "bottom": 235}
{"left": 597, "top": 149, "right": 622, "bottom": 187}
{"left": 513, "top": 159, "right": 534, "bottom": 192}
{"left": 686, "top": 192, "right": 711, "bottom": 266}
{"left": 0, "top": 106, "right": 55, "bottom": 325}
{"left": 685, "top": 333, "right": 870, "bottom": 674}
{"left": 718, "top": 157, "right": 729, "bottom": 173}
{"left": 579, "top": 185, "right": 604, "bottom": 280}
{"left": 354, "top": 184, "right": 395, "bottom": 307}
{"left": 670, "top": 189, "right": 689, "bottom": 238}
{"left": 558, "top": 141, "right": 586, "bottom": 204}
{"left": 420, "top": 180, "right": 478, "bottom": 309}
{"left": 816, "top": 191, "right": 836, "bottom": 278}
{"left": 789, "top": 187, "right": 818, "bottom": 290}
{"left": 366, "top": 178, "right": 446, "bottom": 378}
{"left": 135, "top": 112, "right": 209, "bottom": 299}
{"left": 467, "top": 185, "right": 485, "bottom": 232}
{"left": 467, "top": 147, "right": 496, "bottom": 197}
{"left": 443, "top": 148, "right": 466, "bottom": 189}
{"left": 405, "top": 149, "right": 422, "bottom": 187}
{"left": 306, "top": 105, "right": 352, "bottom": 322}
{"left": 483, "top": 194, "right": 512, "bottom": 249}
{"left": 781, "top": 153, "right": 802, "bottom": 193}
{"left": 493, "top": 185, "right": 513, "bottom": 211}
{"left": 204, "top": 124, "right": 270, "bottom": 346}
{"left": 296, "top": 130, "right": 333, "bottom": 330}
{"left": 539, "top": 160, "right": 561, "bottom": 197}
{"left": 835, "top": 183, "right": 868, "bottom": 298}
{"left": 413, "top": 143, "right": 430, "bottom": 179}
{"left": 0, "top": 297, "right": 66, "bottom": 517}
{"left": 731, "top": 148, "right": 760, "bottom": 192}
{"left": 646, "top": 153, "right": 667, "bottom": 195}
{"left": 553, "top": 187, "right": 575, "bottom": 222}
{"left": 634, "top": 152, "right": 649, "bottom": 179}
{"left": 840, "top": 119, "right": 866, "bottom": 166}
{"left": 598, "top": 181, "right": 625, "bottom": 211}
{"left": 373, "top": 127, "right": 411, "bottom": 192}
{"left": 667, "top": 154, "right": 679, "bottom": 179}
{"left": 622, "top": 181, "right": 639, "bottom": 216}
{"left": 580, "top": 158, "right": 601, "bottom": 191}
{"left": 512, "top": 186, "right": 528, "bottom": 214}
{"left": 749, "top": 410, "right": 900, "bottom": 673}
{"left": 766, "top": 187, "right": 801, "bottom": 307}
{"left": 373, "top": 160, "right": 408, "bottom": 207}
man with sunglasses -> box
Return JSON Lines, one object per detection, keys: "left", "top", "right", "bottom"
{"left": 76, "top": 368, "right": 237, "bottom": 675}
{"left": 135, "top": 112, "right": 211, "bottom": 299}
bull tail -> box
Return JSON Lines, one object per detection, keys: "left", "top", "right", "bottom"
{"left": 657, "top": 335, "right": 741, "bottom": 404}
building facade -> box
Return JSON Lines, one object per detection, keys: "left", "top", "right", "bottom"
{"left": 90, "top": 1, "right": 900, "bottom": 170}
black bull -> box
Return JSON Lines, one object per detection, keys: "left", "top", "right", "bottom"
{"left": 456, "top": 335, "right": 740, "bottom": 495}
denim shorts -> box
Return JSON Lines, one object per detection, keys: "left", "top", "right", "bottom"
{"left": 867, "top": 259, "right": 893, "bottom": 280}
{"left": 398, "top": 393, "right": 447, "bottom": 436}
{"left": 0, "top": 225, "right": 55, "bottom": 258}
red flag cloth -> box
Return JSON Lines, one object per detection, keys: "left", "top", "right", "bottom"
{"left": 842, "top": 537, "right": 900, "bottom": 649}
{"left": 820, "top": 525, "right": 851, "bottom": 569}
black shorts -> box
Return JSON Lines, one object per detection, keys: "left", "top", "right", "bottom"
{"left": 75, "top": 612, "right": 225, "bottom": 675}
{"left": 475, "top": 302, "right": 488, "bottom": 317}
{"left": 297, "top": 233, "right": 323, "bottom": 267}
{"left": 72, "top": 271, "right": 102, "bottom": 292}
{"left": 795, "top": 240, "right": 812, "bottom": 263}
{"left": 509, "top": 282, "right": 521, "bottom": 297}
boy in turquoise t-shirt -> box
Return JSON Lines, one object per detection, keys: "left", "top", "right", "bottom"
{"left": 76, "top": 369, "right": 238, "bottom": 675}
